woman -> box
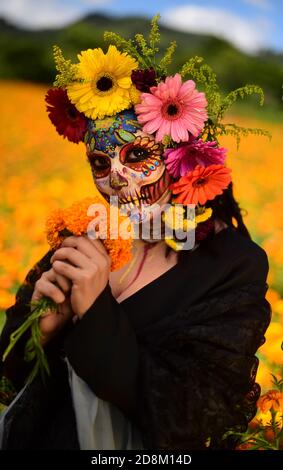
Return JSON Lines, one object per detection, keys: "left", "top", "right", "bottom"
{"left": 0, "top": 23, "right": 271, "bottom": 450}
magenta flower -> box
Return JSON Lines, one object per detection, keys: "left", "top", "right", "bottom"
{"left": 164, "top": 139, "right": 227, "bottom": 178}
{"left": 135, "top": 73, "right": 208, "bottom": 143}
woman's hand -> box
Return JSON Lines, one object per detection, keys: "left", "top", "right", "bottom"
{"left": 51, "top": 236, "right": 111, "bottom": 319}
{"left": 31, "top": 267, "right": 74, "bottom": 346}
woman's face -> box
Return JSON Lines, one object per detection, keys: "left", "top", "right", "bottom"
{"left": 85, "top": 110, "right": 172, "bottom": 220}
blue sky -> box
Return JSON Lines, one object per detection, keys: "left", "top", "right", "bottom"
{"left": 0, "top": 0, "right": 282, "bottom": 53}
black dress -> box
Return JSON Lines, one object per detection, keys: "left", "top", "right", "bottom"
{"left": 0, "top": 226, "right": 272, "bottom": 450}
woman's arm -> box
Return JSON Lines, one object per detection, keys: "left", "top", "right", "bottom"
{"left": 0, "top": 250, "right": 54, "bottom": 404}
{"left": 0, "top": 232, "right": 111, "bottom": 402}
{"left": 63, "top": 279, "right": 271, "bottom": 450}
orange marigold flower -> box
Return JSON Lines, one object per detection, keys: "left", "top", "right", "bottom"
{"left": 45, "top": 197, "right": 132, "bottom": 271}
{"left": 63, "top": 198, "right": 98, "bottom": 237}
{"left": 236, "top": 441, "right": 253, "bottom": 450}
{"left": 170, "top": 164, "right": 232, "bottom": 205}
{"left": 257, "top": 390, "right": 283, "bottom": 414}
{"left": 46, "top": 208, "right": 65, "bottom": 249}
{"left": 264, "top": 426, "right": 276, "bottom": 442}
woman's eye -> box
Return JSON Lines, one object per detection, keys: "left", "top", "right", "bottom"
{"left": 92, "top": 156, "right": 110, "bottom": 171}
{"left": 125, "top": 147, "right": 149, "bottom": 163}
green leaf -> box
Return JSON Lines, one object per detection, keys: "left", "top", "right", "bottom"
{"left": 3, "top": 297, "right": 56, "bottom": 384}
{"left": 114, "top": 129, "right": 136, "bottom": 143}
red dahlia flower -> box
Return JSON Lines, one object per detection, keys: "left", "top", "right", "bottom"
{"left": 131, "top": 68, "right": 157, "bottom": 92}
{"left": 45, "top": 88, "right": 88, "bottom": 143}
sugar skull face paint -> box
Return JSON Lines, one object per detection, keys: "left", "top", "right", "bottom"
{"left": 85, "top": 109, "right": 172, "bottom": 216}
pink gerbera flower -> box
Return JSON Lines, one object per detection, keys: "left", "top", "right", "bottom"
{"left": 164, "top": 139, "right": 227, "bottom": 178}
{"left": 135, "top": 73, "right": 208, "bottom": 143}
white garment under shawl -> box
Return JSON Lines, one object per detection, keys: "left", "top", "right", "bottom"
{"left": 66, "top": 359, "right": 144, "bottom": 450}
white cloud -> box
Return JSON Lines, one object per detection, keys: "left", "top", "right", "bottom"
{"left": 0, "top": 0, "right": 109, "bottom": 29}
{"left": 241, "top": 0, "right": 272, "bottom": 10}
{"left": 161, "top": 5, "right": 271, "bottom": 53}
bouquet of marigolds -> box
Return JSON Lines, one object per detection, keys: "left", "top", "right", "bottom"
{"left": 223, "top": 370, "right": 283, "bottom": 450}
{"left": 3, "top": 197, "right": 133, "bottom": 383}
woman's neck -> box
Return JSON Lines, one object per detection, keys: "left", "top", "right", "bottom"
{"left": 109, "top": 239, "right": 178, "bottom": 301}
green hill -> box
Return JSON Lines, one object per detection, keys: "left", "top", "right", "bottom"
{"left": 0, "top": 13, "right": 282, "bottom": 115}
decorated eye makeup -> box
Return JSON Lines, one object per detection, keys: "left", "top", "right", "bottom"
{"left": 120, "top": 135, "right": 164, "bottom": 176}
{"left": 88, "top": 152, "right": 111, "bottom": 178}
{"left": 125, "top": 146, "right": 150, "bottom": 163}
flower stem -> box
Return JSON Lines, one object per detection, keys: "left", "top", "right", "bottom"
{"left": 3, "top": 297, "right": 56, "bottom": 384}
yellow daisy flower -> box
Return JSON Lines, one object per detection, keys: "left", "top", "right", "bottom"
{"left": 129, "top": 85, "right": 141, "bottom": 105}
{"left": 67, "top": 45, "right": 139, "bottom": 119}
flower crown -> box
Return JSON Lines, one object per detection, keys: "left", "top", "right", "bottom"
{"left": 45, "top": 15, "right": 270, "bottom": 249}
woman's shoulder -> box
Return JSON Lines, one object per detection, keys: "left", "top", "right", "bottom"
{"left": 217, "top": 225, "right": 268, "bottom": 266}
{"left": 210, "top": 225, "right": 269, "bottom": 284}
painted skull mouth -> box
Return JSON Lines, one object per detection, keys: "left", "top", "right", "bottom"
{"left": 100, "top": 170, "right": 171, "bottom": 209}
{"left": 140, "top": 170, "right": 171, "bottom": 205}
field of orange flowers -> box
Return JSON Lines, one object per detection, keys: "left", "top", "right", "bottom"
{"left": 0, "top": 79, "right": 282, "bottom": 400}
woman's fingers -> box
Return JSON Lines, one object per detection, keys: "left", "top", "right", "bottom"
{"left": 55, "top": 272, "right": 72, "bottom": 294}
{"left": 52, "top": 259, "right": 82, "bottom": 282}
{"left": 46, "top": 236, "right": 111, "bottom": 317}
{"left": 60, "top": 235, "right": 109, "bottom": 259}
{"left": 43, "top": 268, "right": 72, "bottom": 294}
{"left": 33, "top": 276, "right": 66, "bottom": 304}
{"left": 51, "top": 246, "right": 91, "bottom": 269}
{"left": 51, "top": 238, "right": 110, "bottom": 275}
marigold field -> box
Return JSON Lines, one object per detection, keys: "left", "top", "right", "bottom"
{"left": 0, "top": 80, "right": 282, "bottom": 396}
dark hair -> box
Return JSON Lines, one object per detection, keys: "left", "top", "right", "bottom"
{"left": 172, "top": 181, "right": 251, "bottom": 263}
{"left": 207, "top": 182, "right": 251, "bottom": 240}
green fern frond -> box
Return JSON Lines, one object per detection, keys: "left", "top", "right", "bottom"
{"left": 134, "top": 33, "right": 159, "bottom": 68}
{"left": 159, "top": 41, "right": 177, "bottom": 75}
{"left": 53, "top": 45, "right": 77, "bottom": 88}
{"left": 180, "top": 56, "right": 221, "bottom": 116}
{"left": 104, "top": 31, "right": 150, "bottom": 68}
{"left": 103, "top": 17, "right": 271, "bottom": 149}
{"left": 180, "top": 56, "right": 217, "bottom": 85}
{"left": 217, "top": 123, "right": 272, "bottom": 149}
{"left": 104, "top": 15, "right": 177, "bottom": 76}
{"left": 135, "top": 33, "right": 149, "bottom": 56}
{"left": 149, "top": 14, "right": 161, "bottom": 55}
{"left": 180, "top": 55, "right": 271, "bottom": 147}
{"left": 219, "top": 85, "right": 265, "bottom": 119}
{"left": 103, "top": 31, "right": 133, "bottom": 53}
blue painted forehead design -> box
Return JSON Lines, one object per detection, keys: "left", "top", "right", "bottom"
{"left": 84, "top": 108, "right": 142, "bottom": 157}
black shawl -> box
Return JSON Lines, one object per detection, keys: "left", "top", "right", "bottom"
{"left": 0, "top": 227, "right": 271, "bottom": 449}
